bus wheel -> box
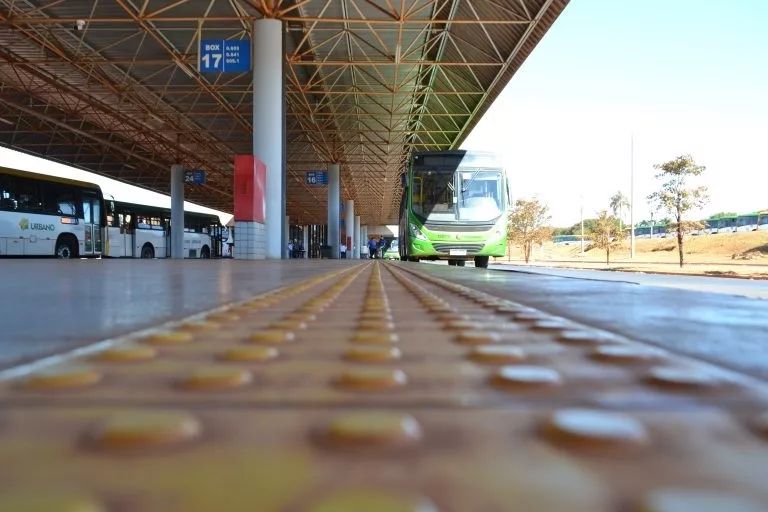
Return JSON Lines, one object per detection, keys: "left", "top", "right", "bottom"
{"left": 200, "top": 246, "right": 211, "bottom": 259}
{"left": 448, "top": 259, "right": 456, "bottom": 266}
{"left": 140, "top": 244, "right": 155, "bottom": 259}
{"left": 474, "top": 256, "right": 489, "bottom": 269}
{"left": 55, "top": 236, "right": 77, "bottom": 259}
{"left": 456, "top": 260, "right": 466, "bottom": 267}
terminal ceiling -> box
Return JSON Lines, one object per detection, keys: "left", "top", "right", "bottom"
{"left": 0, "top": 0, "right": 569, "bottom": 225}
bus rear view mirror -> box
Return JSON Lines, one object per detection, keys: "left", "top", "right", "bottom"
{"left": 400, "top": 173, "right": 407, "bottom": 187}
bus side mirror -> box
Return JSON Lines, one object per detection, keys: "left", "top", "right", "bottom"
{"left": 400, "top": 173, "right": 407, "bottom": 187}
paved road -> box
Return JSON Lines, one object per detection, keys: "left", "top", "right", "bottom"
{"left": 417, "top": 263, "right": 768, "bottom": 381}
{"left": 491, "top": 264, "right": 768, "bottom": 300}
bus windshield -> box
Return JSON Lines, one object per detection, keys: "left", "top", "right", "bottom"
{"left": 458, "top": 169, "right": 503, "bottom": 221}
{"left": 411, "top": 167, "right": 503, "bottom": 223}
{"left": 412, "top": 168, "right": 456, "bottom": 221}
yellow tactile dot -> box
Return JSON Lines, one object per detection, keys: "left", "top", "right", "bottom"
{"left": 325, "top": 412, "right": 422, "bottom": 447}
{"left": 468, "top": 345, "right": 526, "bottom": 363}
{"left": 352, "top": 332, "right": 400, "bottom": 344}
{"left": 206, "top": 311, "right": 241, "bottom": 322}
{"left": 145, "top": 331, "right": 194, "bottom": 345}
{"left": 511, "top": 311, "right": 548, "bottom": 322}
{"left": 177, "top": 321, "right": 221, "bottom": 332}
{"left": 179, "top": 366, "right": 253, "bottom": 390}
{"left": 299, "top": 305, "right": 326, "bottom": 314}
{"left": 557, "top": 330, "right": 617, "bottom": 345}
{"left": 495, "top": 304, "right": 526, "bottom": 314}
{"left": 643, "top": 367, "right": 724, "bottom": 390}
{"left": 269, "top": 319, "right": 308, "bottom": 330}
{"left": 219, "top": 346, "right": 279, "bottom": 362}
{"left": 455, "top": 330, "right": 502, "bottom": 345}
{"left": 426, "top": 303, "right": 453, "bottom": 313}
{"left": 89, "top": 410, "right": 201, "bottom": 450}
{"left": 435, "top": 312, "right": 468, "bottom": 322}
{"left": 364, "top": 305, "right": 389, "bottom": 313}
{"left": 358, "top": 320, "right": 395, "bottom": 331}
{"left": 94, "top": 344, "right": 157, "bottom": 362}
{"left": 590, "top": 345, "right": 664, "bottom": 363}
{"left": 303, "top": 299, "right": 330, "bottom": 307}
{"left": 444, "top": 320, "right": 484, "bottom": 331}
{"left": 541, "top": 408, "right": 648, "bottom": 449}
{"left": 490, "top": 365, "right": 561, "bottom": 389}
{"left": 0, "top": 489, "right": 105, "bottom": 512}
{"left": 249, "top": 330, "right": 296, "bottom": 344}
{"left": 306, "top": 489, "right": 438, "bottom": 512}
{"left": 635, "top": 488, "right": 765, "bottom": 512}
{"left": 22, "top": 365, "right": 102, "bottom": 390}
{"left": 335, "top": 368, "right": 408, "bottom": 390}
{"left": 283, "top": 313, "right": 317, "bottom": 322}
{"left": 359, "top": 312, "right": 394, "bottom": 321}
{"left": 344, "top": 346, "right": 403, "bottom": 363}
{"left": 531, "top": 319, "right": 574, "bottom": 332}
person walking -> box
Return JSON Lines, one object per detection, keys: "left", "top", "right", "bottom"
{"left": 340, "top": 241, "right": 347, "bottom": 259}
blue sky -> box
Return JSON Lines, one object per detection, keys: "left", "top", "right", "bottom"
{"left": 462, "top": 0, "right": 768, "bottom": 225}
{"left": 1, "top": 0, "right": 766, "bottom": 227}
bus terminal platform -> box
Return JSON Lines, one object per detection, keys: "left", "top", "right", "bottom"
{"left": 0, "top": 259, "right": 767, "bottom": 511}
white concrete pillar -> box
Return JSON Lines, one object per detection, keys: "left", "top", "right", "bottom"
{"left": 345, "top": 199, "right": 355, "bottom": 259}
{"left": 354, "top": 216, "right": 361, "bottom": 259}
{"left": 302, "top": 226, "right": 309, "bottom": 259}
{"left": 360, "top": 225, "right": 367, "bottom": 257}
{"left": 170, "top": 164, "right": 184, "bottom": 259}
{"left": 327, "top": 163, "right": 340, "bottom": 259}
{"left": 253, "top": 18, "right": 284, "bottom": 259}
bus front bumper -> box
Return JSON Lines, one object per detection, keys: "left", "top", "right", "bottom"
{"left": 410, "top": 237, "right": 506, "bottom": 258}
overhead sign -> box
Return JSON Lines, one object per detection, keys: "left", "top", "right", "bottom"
{"left": 184, "top": 169, "right": 206, "bottom": 185}
{"left": 306, "top": 171, "right": 328, "bottom": 186}
{"left": 199, "top": 39, "right": 251, "bottom": 73}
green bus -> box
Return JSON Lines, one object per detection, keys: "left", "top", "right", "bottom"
{"left": 397, "top": 150, "right": 510, "bottom": 268}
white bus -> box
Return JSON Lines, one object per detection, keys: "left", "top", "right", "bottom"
{"left": 105, "top": 199, "right": 225, "bottom": 258}
{"left": 0, "top": 166, "right": 106, "bottom": 258}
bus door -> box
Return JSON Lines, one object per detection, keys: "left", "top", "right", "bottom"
{"left": 81, "top": 191, "right": 103, "bottom": 256}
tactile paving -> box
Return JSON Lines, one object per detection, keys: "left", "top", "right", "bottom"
{"left": 2, "top": 261, "right": 768, "bottom": 511}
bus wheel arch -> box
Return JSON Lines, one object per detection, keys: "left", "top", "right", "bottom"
{"left": 140, "top": 243, "right": 155, "bottom": 259}
{"left": 200, "top": 245, "right": 211, "bottom": 259}
{"left": 55, "top": 234, "right": 78, "bottom": 259}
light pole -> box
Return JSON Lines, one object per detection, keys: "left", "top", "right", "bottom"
{"left": 630, "top": 133, "right": 636, "bottom": 258}
{"left": 580, "top": 195, "right": 584, "bottom": 255}
{"left": 650, "top": 210, "right": 654, "bottom": 239}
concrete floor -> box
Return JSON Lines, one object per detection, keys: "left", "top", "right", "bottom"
{"left": 2, "top": 259, "right": 768, "bottom": 381}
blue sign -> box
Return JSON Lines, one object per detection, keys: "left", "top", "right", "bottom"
{"left": 306, "top": 171, "right": 328, "bottom": 185}
{"left": 200, "top": 39, "right": 250, "bottom": 73}
{"left": 184, "top": 169, "right": 206, "bottom": 185}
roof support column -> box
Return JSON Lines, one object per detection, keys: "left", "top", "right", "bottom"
{"left": 360, "top": 225, "right": 368, "bottom": 258}
{"left": 354, "top": 215, "right": 361, "bottom": 259}
{"left": 170, "top": 163, "right": 184, "bottom": 259}
{"left": 345, "top": 199, "right": 355, "bottom": 259}
{"left": 327, "top": 163, "right": 340, "bottom": 258}
{"left": 252, "top": 17, "right": 284, "bottom": 259}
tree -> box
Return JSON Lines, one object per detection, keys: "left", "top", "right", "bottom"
{"left": 508, "top": 198, "right": 552, "bottom": 263}
{"left": 647, "top": 155, "right": 709, "bottom": 267}
{"left": 609, "top": 191, "right": 630, "bottom": 232}
{"left": 589, "top": 210, "right": 622, "bottom": 265}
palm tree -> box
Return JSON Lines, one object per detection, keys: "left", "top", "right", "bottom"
{"left": 609, "top": 191, "right": 630, "bottom": 233}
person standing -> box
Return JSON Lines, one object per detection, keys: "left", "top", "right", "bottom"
{"left": 340, "top": 241, "right": 347, "bottom": 259}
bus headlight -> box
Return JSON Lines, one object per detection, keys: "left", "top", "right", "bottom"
{"left": 410, "top": 223, "right": 427, "bottom": 240}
